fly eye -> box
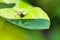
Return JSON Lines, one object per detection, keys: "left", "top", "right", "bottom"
{"left": 17, "top": 11, "right": 25, "bottom": 17}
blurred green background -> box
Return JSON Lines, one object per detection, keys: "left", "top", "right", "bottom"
{"left": 29, "top": 0, "right": 60, "bottom": 40}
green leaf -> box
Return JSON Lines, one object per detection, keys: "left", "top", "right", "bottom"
{"left": 0, "top": 0, "right": 19, "bottom": 3}
{"left": 0, "top": 0, "right": 50, "bottom": 29}
{"left": 0, "top": 7, "right": 50, "bottom": 29}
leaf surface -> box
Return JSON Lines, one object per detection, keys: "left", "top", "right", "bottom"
{"left": 0, "top": 0, "right": 50, "bottom": 29}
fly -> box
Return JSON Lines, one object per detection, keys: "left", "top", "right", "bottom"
{"left": 17, "top": 11, "right": 25, "bottom": 18}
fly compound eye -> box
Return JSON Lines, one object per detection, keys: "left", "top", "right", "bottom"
{"left": 17, "top": 11, "right": 25, "bottom": 17}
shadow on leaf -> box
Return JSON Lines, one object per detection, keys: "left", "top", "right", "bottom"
{"left": 0, "top": 2, "right": 15, "bottom": 9}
